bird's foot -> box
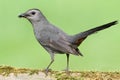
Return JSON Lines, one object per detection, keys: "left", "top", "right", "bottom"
{"left": 43, "top": 68, "right": 52, "bottom": 76}
{"left": 62, "top": 68, "right": 70, "bottom": 75}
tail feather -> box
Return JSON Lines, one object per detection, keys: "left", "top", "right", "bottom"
{"left": 72, "top": 21, "right": 118, "bottom": 46}
{"left": 78, "top": 21, "right": 117, "bottom": 38}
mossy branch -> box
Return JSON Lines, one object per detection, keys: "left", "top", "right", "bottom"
{"left": 0, "top": 66, "right": 120, "bottom": 80}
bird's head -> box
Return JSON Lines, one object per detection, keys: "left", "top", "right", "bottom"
{"left": 19, "top": 9, "right": 45, "bottom": 22}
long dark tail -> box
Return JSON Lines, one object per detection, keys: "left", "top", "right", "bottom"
{"left": 72, "top": 21, "right": 118, "bottom": 46}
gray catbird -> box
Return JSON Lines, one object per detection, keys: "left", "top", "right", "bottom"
{"left": 19, "top": 8, "right": 117, "bottom": 74}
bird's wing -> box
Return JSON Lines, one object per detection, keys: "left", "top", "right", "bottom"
{"left": 39, "top": 28, "right": 79, "bottom": 55}
{"left": 49, "top": 34, "right": 80, "bottom": 55}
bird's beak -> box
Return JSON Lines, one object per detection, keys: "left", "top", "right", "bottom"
{"left": 18, "top": 13, "right": 30, "bottom": 18}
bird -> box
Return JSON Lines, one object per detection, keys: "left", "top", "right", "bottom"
{"left": 19, "top": 8, "right": 118, "bottom": 74}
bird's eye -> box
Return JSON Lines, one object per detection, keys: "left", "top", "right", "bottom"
{"left": 31, "top": 12, "right": 36, "bottom": 15}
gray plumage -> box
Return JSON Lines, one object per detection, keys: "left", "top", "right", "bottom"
{"left": 19, "top": 8, "right": 118, "bottom": 74}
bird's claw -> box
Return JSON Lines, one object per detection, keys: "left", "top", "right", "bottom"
{"left": 62, "top": 68, "right": 70, "bottom": 75}
{"left": 43, "top": 68, "right": 52, "bottom": 76}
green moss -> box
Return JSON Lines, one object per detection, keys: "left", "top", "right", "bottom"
{"left": 0, "top": 66, "right": 40, "bottom": 76}
{"left": 0, "top": 66, "right": 120, "bottom": 80}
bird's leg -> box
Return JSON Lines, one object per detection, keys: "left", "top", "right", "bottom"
{"left": 45, "top": 53, "right": 54, "bottom": 75}
{"left": 65, "top": 54, "right": 70, "bottom": 73}
{"left": 46, "top": 60, "right": 54, "bottom": 71}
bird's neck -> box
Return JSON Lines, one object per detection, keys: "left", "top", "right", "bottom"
{"left": 30, "top": 17, "right": 49, "bottom": 28}
{"left": 30, "top": 17, "right": 50, "bottom": 35}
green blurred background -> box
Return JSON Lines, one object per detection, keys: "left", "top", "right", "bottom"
{"left": 0, "top": 0, "right": 120, "bottom": 71}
